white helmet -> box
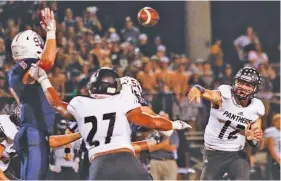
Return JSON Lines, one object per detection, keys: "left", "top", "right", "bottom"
{"left": 11, "top": 30, "right": 45, "bottom": 60}
{"left": 119, "top": 76, "right": 143, "bottom": 97}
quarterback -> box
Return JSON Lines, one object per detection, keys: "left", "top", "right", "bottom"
{"left": 188, "top": 67, "right": 264, "bottom": 180}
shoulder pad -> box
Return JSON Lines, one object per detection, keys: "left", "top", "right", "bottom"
{"left": 252, "top": 98, "right": 265, "bottom": 116}
{"left": 217, "top": 85, "right": 232, "bottom": 99}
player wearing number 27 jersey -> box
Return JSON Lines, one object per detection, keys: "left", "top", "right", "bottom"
{"left": 29, "top": 66, "right": 190, "bottom": 179}
{"left": 188, "top": 67, "right": 265, "bottom": 180}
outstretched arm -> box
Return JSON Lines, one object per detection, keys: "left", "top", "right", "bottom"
{"left": 29, "top": 64, "right": 73, "bottom": 120}
{"left": 188, "top": 85, "right": 222, "bottom": 108}
{"left": 126, "top": 107, "right": 191, "bottom": 131}
{"left": 49, "top": 132, "right": 81, "bottom": 148}
{"left": 39, "top": 8, "right": 57, "bottom": 70}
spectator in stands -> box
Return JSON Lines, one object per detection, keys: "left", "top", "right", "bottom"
{"left": 214, "top": 64, "right": 233, "bottom": 88}
{"left": 0, "top": 37, "right": 6, "bottom": 68}
{"left": 234, "top": 26, "right": 259, "bottom": 61}
{"left": 84, "top": 6, "right": 102, "bottom": 34}
{"left": 171, "top": 63, "right": 189, "bottom": 102}
{"left": 149, "top": 111, "right": 179, "bottom": 180}
{"left": 268, "top": 66, "right": 280, "bottom": 93}
{"left": 121, "top": 16, "right": 140, "bottom": 43}
{"left": 201, "top": 62, "right": 214, "bottom": 89}
{"left": 49, "top": 65, "right": 66, "bottom": 100}
{"left": 210, "top": 39, "right": 223, "bottom": 57}
{"left": 212, "top": 56, "right": 225, "bottom": 79}
{"left": 150, "top": 55, "right": 161, "bottom": 74}
{"left": 137, "top": 62, "right": 157, "bottom": 94}
{"left": 75, "top": 17, "right": 88, "bottom": 35}
{"left": 138, "top": 33, "right": 153, "bottom": 57}
{"left": 264, "top": 113, "right": 280, "bottom": 180}
{"left": 155, "top": 57, "right": 173, "bottom": 92}
{"left": 248, "top": 43, "right": 269, "bottom": 68}
{"left": 63, "top": 8, "right": 76, "bottom": 28}
{"left": 0, "top": 72, "right": 10, "bottom": 98}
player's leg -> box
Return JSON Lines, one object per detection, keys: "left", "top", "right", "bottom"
{"left": 271, "top": 161, "right": 280, "bottom": 180}
{"left": 13, "top": 127, "right": 28, "bottom": 180}
{"left": 24, "top": 127, "right": 50, "bottom": 180}
{"left": 200, "top": 149, "right": 228, "bottom": 180}
{"left": 226, "top": 150, "right": 250, "bottom": 180}
{"left": 89, "top": 152, "right": 152, "bottom": 180}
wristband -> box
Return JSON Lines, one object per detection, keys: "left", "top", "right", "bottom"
{"left": 194, "top": 84, "right": 205, "bottom": 93}
{"left": 39, "top": 78, "right": 52, "bottom": 92}
{"left": 46, "top": 30, "right": 56, "bottom": 40}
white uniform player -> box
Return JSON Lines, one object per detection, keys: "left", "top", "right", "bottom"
{"left": 188, "top": 67, "right": 264, "bottom": 180}
{"left": 0, "top": 115, "right": 18, "bottom": 174}
{"left": 30, "top": 66, "right": 191, "bottom": 179}
{"left": 204, "top": 85, "right": 265, "bottom": 151}
{"left": 264, "top": 115, "right": 280, "bottom": 180}
{"left": 67, "top": 91, "right": 139, "bottom": 159}
{"left": 264, "top": 126, "right": 280, "bottom": 159}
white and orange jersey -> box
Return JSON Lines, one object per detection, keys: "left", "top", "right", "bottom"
{"left": 67, "top": 91, "right": 141, "bottom": 160}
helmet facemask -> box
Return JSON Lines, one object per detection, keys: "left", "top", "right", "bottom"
{"left": 233, "top": 78, "right": 257, "bottom": 100}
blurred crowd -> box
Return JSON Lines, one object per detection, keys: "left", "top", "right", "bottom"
{"left": 0, "top": 1, "right": 279, "bottom": 180}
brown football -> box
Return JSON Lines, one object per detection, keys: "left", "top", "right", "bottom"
{"left": 138, "top": 7, "right": 159, "bottom": 27}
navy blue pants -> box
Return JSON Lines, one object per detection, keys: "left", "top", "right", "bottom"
{"left": 14, "top": 126, "right": 50, "bottom": 180}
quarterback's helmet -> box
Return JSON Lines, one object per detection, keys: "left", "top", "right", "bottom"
{"left": 87, "top": 67, "right": 119, "bottom": 97}
{"left": 11, "top": 30, "right": 44, "bottom": 60}
{"left": 232, "top": 67, "right": 262, "bottom": 100}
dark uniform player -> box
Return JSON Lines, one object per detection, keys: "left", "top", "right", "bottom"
{"left": 8, "top": 8, "right": 57, "bottom": 180}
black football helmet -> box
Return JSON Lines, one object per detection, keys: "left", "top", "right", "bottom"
{"left": 9, "top": 101, "right": 20, "bottom": 127}
{"left": 87, "top": 67, "right": 120, "bottom": 97}
{"left": 232, "top": 67, "right": 262, "bottom": 100}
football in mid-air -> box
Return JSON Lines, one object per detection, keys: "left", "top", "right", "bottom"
{"left": 137, "top": 7, "right": 159, "bottom": 27}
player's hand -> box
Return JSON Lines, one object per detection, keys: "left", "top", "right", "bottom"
{"left": 64, "top": 153, "right": 72, "bottom": 161}
{"left": 245, "top": 123, "right": 255, "bottom": 141}
{"left": 148, "top": 131, "right": 161, "bottom": 144}
{"left": 40, "top": 8, "right": 56, "bottom": 32}
{"left": 29, "top": 63, "right": 48, "bottom": 84}
{"left": 172, "top": 120, "right": 192, "bottom": 130}
{"left": 187, "top": 87, "right": 201, "bottom": 104}
{"left": 252, "top": 127, "right": 263, "bottom": 141}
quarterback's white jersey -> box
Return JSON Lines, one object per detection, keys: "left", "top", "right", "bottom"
{"left": 264, "top": 127, "right": 280, "bottom": 159}
{"left": 0, "top": 115, "right": 18, "bottom": 171}
{"left": 67, "top": 91, "right": 141, "bottom": 160}
{"left": 204, "top": 85, "right": 265, "bottom": 151}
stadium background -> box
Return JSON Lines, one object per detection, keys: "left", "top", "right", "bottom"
{"left": 0, "top": 1, "right": 279, "bottom": 180}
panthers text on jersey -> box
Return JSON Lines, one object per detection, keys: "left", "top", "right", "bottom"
{"left": 0, "top": 115, "right": 18, "bottom": 172}
{"left": 264, "top": 127, "right": 280, "bottom": 159}
{"left": 67, "top": 90, "right": 141, "bottom": 160}
{"left": 204, "top": 85, "right": 265, "bottom": 151}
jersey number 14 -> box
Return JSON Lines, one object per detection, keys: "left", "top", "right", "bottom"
{"left": 84, "top": 112, "right": 116, "bottom": 147}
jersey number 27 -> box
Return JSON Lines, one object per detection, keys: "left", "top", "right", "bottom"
{"left": 84, "top": 112, "right": 116, "bottom": 147}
